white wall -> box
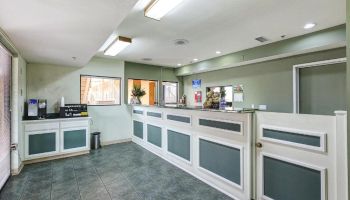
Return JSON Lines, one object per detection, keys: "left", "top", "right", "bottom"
{"left": 27, "top": 57, "right": 132, "bottom": 144}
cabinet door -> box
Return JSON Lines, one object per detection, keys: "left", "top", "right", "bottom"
{"left": 25, "top": 130, "right": 59, "bottom": 160}
{"left": 61, "top": 127, "right": 89, "bottom": 153}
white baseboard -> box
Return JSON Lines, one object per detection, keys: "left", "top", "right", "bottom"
{"left": 23, "top": 150, "right": 90, "bottom": 165}
{"left": 101, "top": 138, "right": 132, "bottom": 146}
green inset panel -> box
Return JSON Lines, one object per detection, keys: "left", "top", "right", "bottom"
{"left": 133, "top": 120, "right": 143, "bottom": 139}
{"left": 199, "top": 119, "right": 241, "bottom": 132}
{"left": 264, "top": 156, "right": 321, "bottom": 200}
{"left": 147, "top": 112, "right": 162, "bottom": 118}
{"left": 167, "top": 130, "right": 190, "bottom": 161}
{"left": 167, "top": 114, "right": 191, "bottom": 124}
{"left": 64, "top": 129, "right": 86, "bottom": 149}
{"left": 133, "top": 110, "right": 143, "bottom": 115}
{"left": 263, "top": 129, "right": 321, "bottom": 147}
{"left": 29, "top": 132, "right": 56, "bottom": 155}
{"left": 147, "top": 124, "right": 162, "bottom": 147}
{"left": 199, "top": 139, "right": 241, "bottom": 185}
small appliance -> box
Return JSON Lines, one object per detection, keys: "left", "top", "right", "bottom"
{"left": 25, "top": 99, "right": 47, "bottom": 120}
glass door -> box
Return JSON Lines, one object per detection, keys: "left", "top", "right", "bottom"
{"left": 0, "top": 44, "right": 11, "bottom": 189}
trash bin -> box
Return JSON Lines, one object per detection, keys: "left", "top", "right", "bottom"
{"left": 91, "top": 132, "right": 101, "bottom": 150}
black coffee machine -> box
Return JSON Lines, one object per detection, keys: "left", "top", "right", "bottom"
{"left": 25, "top": 99, "right": 47, "bottom": 120}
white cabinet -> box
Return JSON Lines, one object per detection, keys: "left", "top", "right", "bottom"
{"left": 23, "top": 117, "right": 91, "bottom": 161}
{"left": 60, "top": 126, "right": 89, "bottom": 153}
{"left": 25, "top": 129, "right": 60, "bottom": 160}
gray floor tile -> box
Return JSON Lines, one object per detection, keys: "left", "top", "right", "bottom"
{"left": 79, "top": 185, "right": 110, "bottom": 200}
{"left": 1, "top": 142, "right": 232, "bottom": 200}
{"left": 105, "top": 178, "right": 140, "bottom": 200}
{"left": 51, "top": 180, "right": 80, "bottom": 200}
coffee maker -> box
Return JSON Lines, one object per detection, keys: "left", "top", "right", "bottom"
{"left": 25, "top": 99, "right": 47, "bottom": 119}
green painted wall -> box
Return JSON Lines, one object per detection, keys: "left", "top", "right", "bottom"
{"left": 176, "top": 25, "right": 346, "bottom": 76}
{"left": 299, "top": 63, "right": 346, "bottom": 115}
{"left": 183, "top": 48, "right": 346, "bottom": 113}
{"left": 124, "top": 62, "right": 183, "bottom": 104}
{"left": 27, "top": 57, "right": 132, "bottom": 143}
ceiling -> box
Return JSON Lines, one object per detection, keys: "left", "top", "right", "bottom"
{"left": 0, "top": 0, "right": 139, "bottom": 66}
{"left": 98, "top": 0, "right": 346, "bottom": 67}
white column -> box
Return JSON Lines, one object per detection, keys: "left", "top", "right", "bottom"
{"left": 11, "top": 57, "right": 20, "bottom": 174}
{"left": 334, "top": 110, "right": 348, "bottom": 200}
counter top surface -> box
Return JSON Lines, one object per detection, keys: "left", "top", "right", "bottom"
{"left": 131, "top": 104, "right": 256, "bottom": 113}
{"left": 22, "top": 116, "right": 92, "bottom": 123}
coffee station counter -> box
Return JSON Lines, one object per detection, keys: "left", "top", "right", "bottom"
{"left": 22, "top": 117, "right": 91, "bottom": 163}
{"left": 22, "top": 116, "right": 91, "bottom": 123}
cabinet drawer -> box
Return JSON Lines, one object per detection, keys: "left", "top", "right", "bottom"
{"left": 60, "top": 120, "right": 89, "bottom": 129}
{"left": 25, "top": 122, "right": 59, "bottom": 132}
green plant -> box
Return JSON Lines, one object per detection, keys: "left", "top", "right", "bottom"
{"left": 131, "top": 84, "right": 146, "bottom": 98}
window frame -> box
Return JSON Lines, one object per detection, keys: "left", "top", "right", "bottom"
{"left": 80, "top": 74, "right": 122, "bottom": 106}
{"left": 127, "top": 78, "right": 159, "bottom": 105}
{"left": 162, "top": 81, "right": 179, "bottom": 105}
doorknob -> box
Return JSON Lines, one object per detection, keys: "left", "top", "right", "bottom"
{"left": 256, "top": 142, "right": 263, "bottom": 148}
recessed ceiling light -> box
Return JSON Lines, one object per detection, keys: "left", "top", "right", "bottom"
{"left": 216, "top": 51, "right": 221, "bottom": 54}
{"left": 177, "top": 63, "right": 182, "bottom": 66}
{"left": 145, "top": 0, "right": 185, "bottom": 20}
{"left": 193, "top": 58, "right": 198, "bottom": 62}
{"left": 104, "top": 36, "right": 132, "bottom": 56}
{"left": 304, "top": 23, "right": 316, "bottom": 29}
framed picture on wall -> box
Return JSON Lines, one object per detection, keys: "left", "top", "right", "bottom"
{"left": 233, "top": 84, "right": 244, "bottom": 102}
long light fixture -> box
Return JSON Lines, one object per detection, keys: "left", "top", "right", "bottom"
{"left": 104, "top": 36, "right": 132, "bottom": 56}
{"left": 145, "top": 0, "right": 184, "bottom": 20}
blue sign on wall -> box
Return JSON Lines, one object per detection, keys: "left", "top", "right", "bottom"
{"left": 192, "top": 79, "right": 201, "bottom": 89}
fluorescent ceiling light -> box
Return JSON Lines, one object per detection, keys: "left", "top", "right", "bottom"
{"left": 145, "top": 0, "right": 184, "bottom": 20}
{"left": 104, "top": 36, "right": 132, "bottom": 56}
{"left": 177, "top": 63, "right": 182, "bottom": 66}
{"left": 99, "top": 33, "right": 117, "bottom": 52}
{"left": 304, "top": 23, "right": 316, "bottom": 29}
{"left": 216, "top": 51, "right": 221, "bottom": 54}
{"left": 193, "top": 58, "right": 198, "bottom": 62}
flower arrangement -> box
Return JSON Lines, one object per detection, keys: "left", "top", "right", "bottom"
{"left": 130, "top": 84, "right": 146, "bottom": 104}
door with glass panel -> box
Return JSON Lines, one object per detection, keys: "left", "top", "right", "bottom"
{"left": 0, "top": 44, "right": 11, "bottom": 189}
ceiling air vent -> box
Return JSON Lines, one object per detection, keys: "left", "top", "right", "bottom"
{"left": 142, "top": 58, "right": 152, "bottom": 61}
{"left": 255, "top": 36, "right": 269, "bottom": 43}
{"left": 174, "top": 39, "right": 189, "bottom": 46}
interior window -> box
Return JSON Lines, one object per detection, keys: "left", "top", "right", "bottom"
{"left": 128, "top": 79, "right": 158, "bottom": 105}
{"left": 206, "top": 85, "right": 233, "bottom": 107}
{"left": 80, "top": 75, "right": 121, "bottom": 105}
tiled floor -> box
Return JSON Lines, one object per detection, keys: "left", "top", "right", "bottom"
{"left": 0, "top": 142, "right": 233, "bottom": 200}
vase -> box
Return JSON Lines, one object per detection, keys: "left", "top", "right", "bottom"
{"left": 130, "top": 96, "right": 141, "bottom": 104}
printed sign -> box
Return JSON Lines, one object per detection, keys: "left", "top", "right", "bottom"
{"left": 192, "top": 79, "right": 201, "bottom": 89}
{"left": 233, "top": 84, "right": 244, "bottom": 102}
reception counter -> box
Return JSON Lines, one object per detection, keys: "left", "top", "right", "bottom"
{"left": 131, "top": 105, "right": 253, "bottom": 199}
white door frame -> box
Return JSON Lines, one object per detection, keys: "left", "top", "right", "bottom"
{"left": 293, "top": 57, "right": 347, "bottom": 113}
